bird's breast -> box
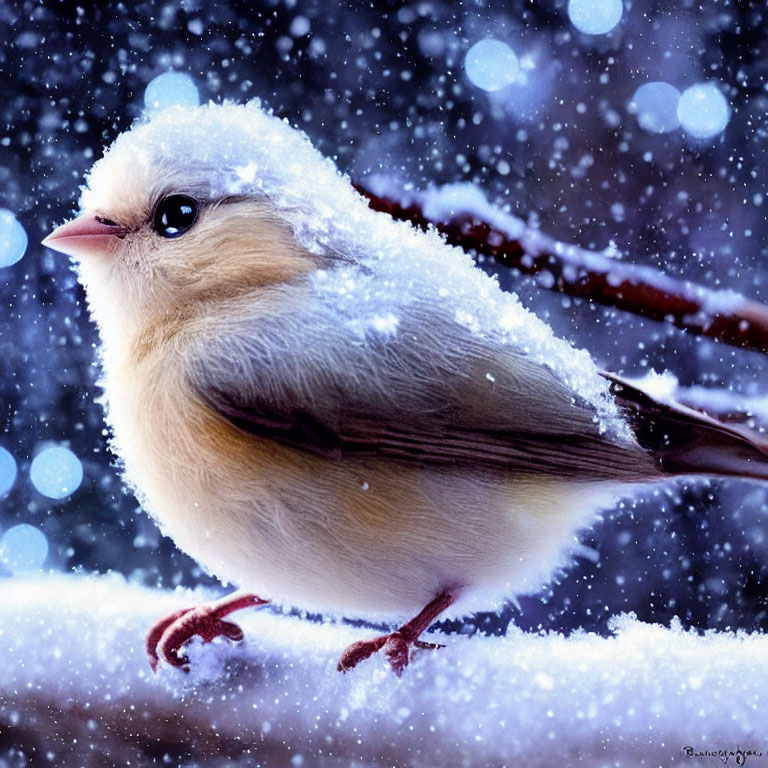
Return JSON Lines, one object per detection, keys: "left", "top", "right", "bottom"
{"left": 102, "top": 341, "right": 286, "bottom": 571}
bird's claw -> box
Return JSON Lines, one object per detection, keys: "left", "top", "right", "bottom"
{"left": 146, "top": 605, "right": 246, "bottom": 672}
{"left": 337, "top": 635, "right": 388, "bottom": 672}
{"left": 337, "top": 631, "right": 444, "bottom": 675}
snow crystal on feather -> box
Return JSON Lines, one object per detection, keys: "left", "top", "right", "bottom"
{"left": 82, "top": 100, "right": 632, "bottom": 442}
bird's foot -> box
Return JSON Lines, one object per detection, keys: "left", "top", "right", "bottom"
{"left": 337, "top": 632, "right": 444, "bottom": 676}
{"left": 337, "top": 589, "right": 456, "bottom": 676}
{"left": 146, "top": 592, "right": 268, "bottom": 672}
{"left": 146, "top": 605, "right": 243, "bottom": 671}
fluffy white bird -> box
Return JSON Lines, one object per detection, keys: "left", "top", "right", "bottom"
{"left": 43, "top": 101, "right": 768, "bottom": 675}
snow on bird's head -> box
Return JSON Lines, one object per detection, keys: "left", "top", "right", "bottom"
{"left": 81, "top": 100, "right": 356, "bottom": 243}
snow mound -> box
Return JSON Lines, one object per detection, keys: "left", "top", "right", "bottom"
{"left": 1, "top": 574, "right": 766, "bottom": 766}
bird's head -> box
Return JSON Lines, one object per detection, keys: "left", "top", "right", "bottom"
{"left": 43, "top": 101, "right": 346, "bottom": 348}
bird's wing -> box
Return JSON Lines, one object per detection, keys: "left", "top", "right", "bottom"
{"left": 188, "top": 294, "right": 658, "bottom": 481}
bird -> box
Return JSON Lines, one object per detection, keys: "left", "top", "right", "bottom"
{"left": 43, "top": 100, "right": 768, "bottom": 676}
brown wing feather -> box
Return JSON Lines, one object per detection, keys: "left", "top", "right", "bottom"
{"left": 204, "top": 369, "right": 768, "bottom": 484}
{"left": 206, "top": 384, "right": 660, "bottom": 481}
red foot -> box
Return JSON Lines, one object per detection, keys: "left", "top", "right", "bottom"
{"left": 338, "top": 589, "right": 456, "bottom": 676}
{"left": 146, "top": 592, "right": 268, "bottom": 672}
{"left": 338, "top": 632, "right": 444, "bottom": 675}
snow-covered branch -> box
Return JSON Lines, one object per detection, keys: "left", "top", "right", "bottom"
{"left": 1, "top": 574, "right": 767, "bottom": 766}
{"left": 358, "top": 181, "right": 768, "bottom": 356}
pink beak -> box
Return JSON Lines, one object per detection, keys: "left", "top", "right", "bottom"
{"left": 42, "top": 215, "right": 128, "bottom": 258}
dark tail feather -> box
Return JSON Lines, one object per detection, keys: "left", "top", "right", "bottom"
{"left": 603, "top": 372, "right": 768, "bottom": 482}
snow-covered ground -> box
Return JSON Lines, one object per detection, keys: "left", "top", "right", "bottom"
{"left": 0, "top": 574, "right": 765, "bottom": 767}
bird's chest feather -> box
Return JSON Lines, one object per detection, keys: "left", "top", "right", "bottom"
{"left": 102, "top": 344, "right": 287, "bottom": 556}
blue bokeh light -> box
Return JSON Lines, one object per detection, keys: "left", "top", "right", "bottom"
{"left": 567, "top": 0, "right": 623, "bottom": 35}
{"left": 144, "top": 71, "right": 200, "bottom": 113}
{"left": 0, "top": 524, "right": 49, "bottom": 573}
{"left": 465, "top": 39, "right": 519, "bottom": 92}
{"left": 677, "top": 82, "right": 731, "bottom": 139}
{"left": 0, "top": 209, "right": 28, "bottom": 268}
{"left": 29, "top": 445, "right": 83, "bottom": 500}
{"left": 629, "top": 82, "right": 681, "bottom": 134}
{"left": 0, "top": 446, "right": 17, "bottom": 497}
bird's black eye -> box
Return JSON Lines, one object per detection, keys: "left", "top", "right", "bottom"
{"left": 153, "top": 195, "right": 199, "bottom": 238}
